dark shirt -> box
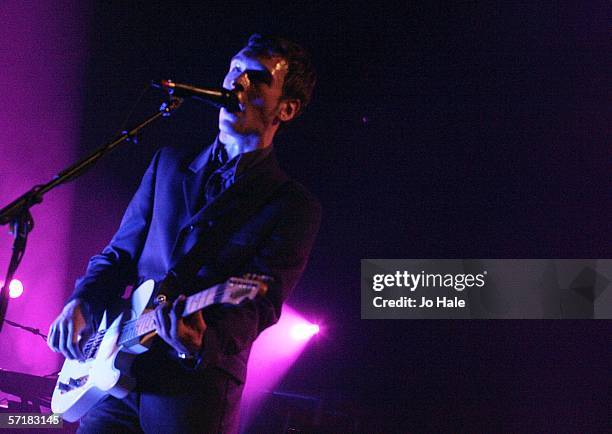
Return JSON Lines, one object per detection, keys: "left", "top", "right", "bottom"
{"left": 198, "top": 136, "right": 273, "bottom": 210}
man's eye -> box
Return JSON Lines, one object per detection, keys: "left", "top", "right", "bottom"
{"left": 246, "top": 70, "right": 271, "bottom": 86}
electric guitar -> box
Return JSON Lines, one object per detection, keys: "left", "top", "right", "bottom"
{"left": 51, "top": 275, "right": 268, "bottom": 422}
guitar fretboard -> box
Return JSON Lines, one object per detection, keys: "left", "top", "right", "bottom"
{"left": 116, "top": 283, "right": 225, "bottom": 346}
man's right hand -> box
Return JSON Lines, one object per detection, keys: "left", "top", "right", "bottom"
{"left": 47, "top": 299, "right": 92, "bottom": 361}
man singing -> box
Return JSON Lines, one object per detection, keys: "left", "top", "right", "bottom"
{"left": 48, "top": 33, "right": 321, "bottom": 433}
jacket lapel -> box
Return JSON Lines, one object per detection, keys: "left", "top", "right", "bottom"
{"left": 182, "top": 144, "right": 214, "bottom": 218}
{"left": 170, "top": 149, "right": 289, "bottom": 269}
{"left": 188, "top": 149, "right": 289, "bottom": 225}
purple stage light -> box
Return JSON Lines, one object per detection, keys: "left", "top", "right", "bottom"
{"left": 9, "top": 279, "right": 24, "bottom": 299}
{"left": 0, "top": 279, "right": 24, "bottom": 298}
{"left": 0, "top": 1, "right": 88, "bottom": 390}
{"left": 290, "top": 323, "right": 320, "bottom": 341}
{"left": 241, "top": 305, "right": 323, "bottom": 427}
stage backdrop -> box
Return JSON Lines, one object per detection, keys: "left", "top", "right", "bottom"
{"left": 0, "top": 0, "right": 89, "bottom": 399}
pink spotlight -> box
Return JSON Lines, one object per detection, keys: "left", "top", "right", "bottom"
{"left": 242, "top": 306, "right": 323, "bottom": 427}
{"left": 9, "top": 279, "right": 23, "bottom": 298}
{"left": 290, "top": 323, "right": 320, "bottom": 341}
{"left": 0, "top": 279, "right": 24, "bottom": 299}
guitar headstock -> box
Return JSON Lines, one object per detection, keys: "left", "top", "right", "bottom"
{"left": 222, "top": 274, "right": 272, "bottom": 304}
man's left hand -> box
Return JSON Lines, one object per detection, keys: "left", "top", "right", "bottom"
{"left": 154, "top": 294, "right": 207, "bottom": 357}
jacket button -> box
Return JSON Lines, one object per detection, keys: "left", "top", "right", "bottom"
{"left": 187, "top": 224, "right": 195, "bottom": 232}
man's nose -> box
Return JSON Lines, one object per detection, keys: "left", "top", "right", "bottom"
{"left": 224, "top": 73, "right": 243, "bottom": 90}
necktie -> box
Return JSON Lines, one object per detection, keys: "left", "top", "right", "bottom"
{"left": 203, "top": 145, "right": 231, "bottom": 205}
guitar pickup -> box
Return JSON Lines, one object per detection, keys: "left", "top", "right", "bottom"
{"left": 69, "top": 375, "right": 88, "bottom": 387}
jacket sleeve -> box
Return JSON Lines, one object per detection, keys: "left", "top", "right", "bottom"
{"left": 199, "top": 187, "right": 322, "bottom": 364}
{"left": 67, "top": 149, "right": 161, "bottom": 317}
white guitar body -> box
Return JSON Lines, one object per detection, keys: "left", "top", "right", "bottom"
{"left": 51, "top": 280, "right": 156, "bottom": 422}
{"left": 51, "top": 275, "right": 267, "bottom": 422}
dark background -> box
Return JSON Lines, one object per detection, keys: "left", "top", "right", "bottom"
{"left": 67, "top": 2, "right": 610, "bottom": 432}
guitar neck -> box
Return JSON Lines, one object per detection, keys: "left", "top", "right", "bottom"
{"left": 117, "top": 283, "right": 224, "bottom": 346}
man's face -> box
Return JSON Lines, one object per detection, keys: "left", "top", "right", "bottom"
{"left": 219, "top": 48, "right": 289, "bottom": 137}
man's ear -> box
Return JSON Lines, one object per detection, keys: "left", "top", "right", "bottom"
{"left": 277, "top": 99, "right": 302, "bottom": 123}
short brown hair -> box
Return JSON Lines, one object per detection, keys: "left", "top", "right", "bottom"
{"left": 245, "top": 33, "right": 316, "bottom": 119}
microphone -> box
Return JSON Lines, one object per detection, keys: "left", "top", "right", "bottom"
{"left": 151, "top": 80, "right": 240, "bottom": 112}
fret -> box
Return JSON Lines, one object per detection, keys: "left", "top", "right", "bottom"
{"left": 214, "top": 284, "right": 224, "bottom": 304}
{"left": 187, "top": 286, "right": 214, "bottom": 316}
{"left": 201, "top": 288, "right": 208, "bottom": 307}
{"left": 205, "top": 286, "right": 215, "bottom": 306}
{"left": 113, "top": 279, "right": 258, "bottom": 347}
{"left": 190, "top": 292, "right": 200, "bottom": 314}
{"left": 186, "top": 295, "right": 196, "bottom": 316}
{"left": 202, "top": 287, "right": 212, "bottom": 308}
{"left": 140, "top": 311, "right": 154, "bottom": 334}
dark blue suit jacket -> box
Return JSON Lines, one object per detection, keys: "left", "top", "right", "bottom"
{"left": 70, "top": 144, "right": 321, "bottom": 383}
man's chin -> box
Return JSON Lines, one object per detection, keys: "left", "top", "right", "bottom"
{"left": 219, "top": 118, "right": 247, "bottom": 136}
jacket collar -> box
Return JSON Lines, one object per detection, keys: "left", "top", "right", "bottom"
{"left": 188, "top": 136, "right": 273, "bottom": 175}
{"left": 182, "top": 138, "right": 289, "bottom": 223}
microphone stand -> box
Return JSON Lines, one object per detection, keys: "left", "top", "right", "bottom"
{"left": 0, "top": 96, "right": 184, "bottom": 333}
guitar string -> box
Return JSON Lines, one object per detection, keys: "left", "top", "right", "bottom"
{"left": 78, "top": 281, "right": 257, "bottom": 355}
{"left": 80, "top": 289, "right": 209, "bottom": 351}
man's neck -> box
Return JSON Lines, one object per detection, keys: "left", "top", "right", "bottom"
{"left": 218, "top": 131, "right": 274, "bottom": 160}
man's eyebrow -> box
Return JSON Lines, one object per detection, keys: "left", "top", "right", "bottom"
{"left": 229, "top": 55, "right": 273, "bottom": 78}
